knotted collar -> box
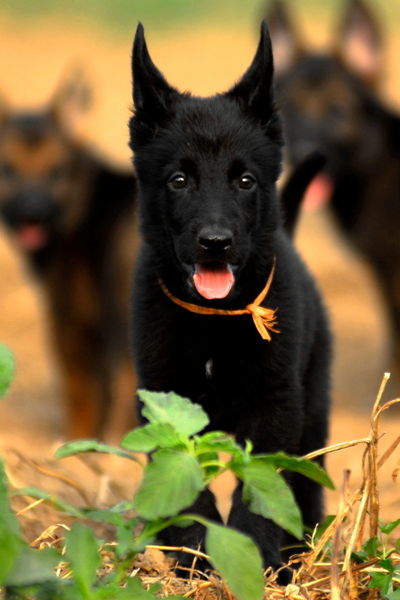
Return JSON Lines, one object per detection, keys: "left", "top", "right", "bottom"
{"left": 159, "top": 259, "right": 279, "bottom": 341}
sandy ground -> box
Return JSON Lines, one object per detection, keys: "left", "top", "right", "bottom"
{"left": 0, "top": 15, "right": 399, "bottom": 538}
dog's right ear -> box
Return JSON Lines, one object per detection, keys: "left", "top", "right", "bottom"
{"left": 336, "top": 0, "right": 383, "bottom": 87}
{"left": 131, "top": 23, "right": 179, "bottom": 145}
{"left": 226, "top": 21, "right": 276, "bottom": 127}
{"left": 266, "top": 0, "right": 303, "bottom": 73}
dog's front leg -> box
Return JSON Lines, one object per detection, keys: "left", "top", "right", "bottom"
{"left": 225, "top": 382, "right": 304, "bottom": 577}
{"left": 158, "top": 487, "right": 223, "bottom": 574}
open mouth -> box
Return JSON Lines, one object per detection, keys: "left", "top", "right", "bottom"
{"left": 14, "top": 223, "right": 49, "bottom": 251}
{"left": 192, "top": 263, "right": 235, "bottom": 300}
{"left": 304, "top": 172, "right": 333, "bottom": 210}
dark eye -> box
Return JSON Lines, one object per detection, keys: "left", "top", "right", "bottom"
{"left": 168, "top": 172, "right": 188, "bottom": 190}
{"left": 238, "top": 173, "right": 256, "bottom": 190}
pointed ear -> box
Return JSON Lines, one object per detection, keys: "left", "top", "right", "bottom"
{"left": 266, "top": 0, "right": 303, "bottom": 73}
{"left": 336, "top": 0, "right": 383, "bottom": 87}
{"left": 226, "top": 21, "right": 276, "bottom": 126}
{"left": 131, "top": 23, "right": 179, "bottom": 136}
{"left": 49, "top": 66, "right": 92, "bottom": 132}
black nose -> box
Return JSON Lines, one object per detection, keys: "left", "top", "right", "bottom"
{"left": 7, "top": 190, "right": 58, "bottom": 224}
{"left": 198, "top": 226, "right": 233, "bottom": 252}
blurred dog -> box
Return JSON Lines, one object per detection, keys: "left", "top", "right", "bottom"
{"left": 268, "top": 0, "right": 400, "bottom": 369}
{"left": 0, "top": 70, "right": 138, "bottom": 440}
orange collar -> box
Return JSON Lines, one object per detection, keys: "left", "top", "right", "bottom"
{"left": 159, "top": 259, "right": 279, "bottom": 341}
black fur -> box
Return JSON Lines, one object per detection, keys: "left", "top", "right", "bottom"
{"left": 129, "top": 22, "right": 331, "bottom": 572}
{"left": 269, "top": 0, "right": 400, "bottom": 373}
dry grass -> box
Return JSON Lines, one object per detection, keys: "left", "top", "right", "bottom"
{"left": 5, "top": 374, "right": 400, "bottom": 599}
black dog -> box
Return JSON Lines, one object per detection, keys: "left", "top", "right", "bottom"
{"left": 268, "top": 0, "right": 400, "bottom": 374}
{"left": 268, "top": 0, "right": 384, "bottom": 167}
{"left": 0, "top": 71, "right": 138, "bottom": 440}
{"left": 129, "top": 22, "right": 331, "bottom": 572}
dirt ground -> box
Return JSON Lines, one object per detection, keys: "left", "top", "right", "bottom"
{"left": 0, "top": 15, "right": 399, "bottom": 539}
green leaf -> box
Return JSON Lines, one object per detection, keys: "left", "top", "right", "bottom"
{"left": 196, "top": 431, "right": 244, "bottom": 457}
{"left": 0, "top": 344, "right": 15, "bottom": 398}
{"left": 138, "top": 389, "right": 209, "bottom": 436}
{"left": 88, "top": 582, "right": 123, "bottom": 600}
{"left": 109, "top": 500, "right": 135, "bottom": 512}
{"left": 65, "top": 524, "right": 101, "bottom": 598}
{"left": 11, "top": 486, "right": 84, "bottom": 518}
{"left": 314, "top": 515, "right": 336, "bottom": 538}
{"left": 205, "top": 521, "right": 264, "bottom": 600}
{"left": 0, "top": 459, "right": 24, "bottom": 584}
{"left": 121, "top": 423, "right": 183, "bottom": 452}
{"left": 55, "top": 439, "right": 137, "bottom": 461}
{"left": 81, "top": 508, "right": 126, "bottom": 527}
{"left": 4, "top": 546, "right": 59, "bottom": 587}
{"left": 386, "top": 590, "right": 400, "bottom": 600}
{"left": 369, "top": 571, "right": 392, "bottom": 594}
{"left": 363, "top": 536, "right": 381, "bottom": 557}
{"left": 255, "top": 452, "right": 334, "bottom": 490}
{"left": 379, "top": 518, "right": 400, "bottom": 535}
{"left": 134, "top": 448, "right": 204, "bottom": 519}
{"left": 137, "top": 515, "right": 194, "bottom": 548}
{"left": 197, "top": 451, "right": 221, "bottom": 479}
{"left": 241, "top": 460, "right": 303, "bottom": 539}
{"left": 380, "top": 558, "right": 395, "bottom": 573}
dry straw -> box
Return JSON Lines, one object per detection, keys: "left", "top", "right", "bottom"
{"left": 6, "top": 373, "right": 400, "bottom": 599}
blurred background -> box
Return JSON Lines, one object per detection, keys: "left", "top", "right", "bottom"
{"left": 0, "top": 0, "right": 399, "bottom": 528}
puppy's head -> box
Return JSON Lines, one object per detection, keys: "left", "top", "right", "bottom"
{"left": 130, "top": 22, "right": 282, "bottom": 302}
{"left": 268, "top": 0, "right": 385, "bottom": 205}
{"left": 0, "top": 69, "right": 92, "bottom": 252}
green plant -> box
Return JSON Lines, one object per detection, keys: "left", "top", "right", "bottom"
{"left": 0, "top": 345, "right": 334, "bottom": 600}
{"left": 0, "top": 343, "right": 15, "bottom": 398}
{"left": 351, "top": 520, "right": 400, "bottom": 599}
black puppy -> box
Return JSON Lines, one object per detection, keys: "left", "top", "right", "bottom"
{"left": 129, "top": 22, "right": 331, "bottom": 572}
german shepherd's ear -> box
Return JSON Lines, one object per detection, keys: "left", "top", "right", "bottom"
{"left": 131, "top": 23, "right": 179, "bottom": 139}
{"left": 336, "top": 0, "right": 383, "bottom": 87}
{"left": 266, "top": 0, "right": 303, "bottom": 73}
{"left": 226, "top": 21, "right": 276, "bottom": 127}
{"left": 49, "top": 67, "right": 92, "bottom": 132}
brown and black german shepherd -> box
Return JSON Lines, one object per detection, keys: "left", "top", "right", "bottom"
{"left": 0, "top": 70, "right": 138, "bottom": 440}
{"left": 268, "top": 0, "right": 400, "bottom": 372}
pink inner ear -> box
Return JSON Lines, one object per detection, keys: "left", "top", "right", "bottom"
{"left": 344, "top": 35, "right": 381, "bottom": 78}
{"left": 272, "top": 31, "right": 297, "bottom": 73}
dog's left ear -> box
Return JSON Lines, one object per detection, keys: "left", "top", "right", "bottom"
{"left": 131, "top": 23, "right": 179, "bottom": 134}
{"left": 226, "top": 21, "right": 275, "bottom": 125}
{"left": 336, "top": 0, "right": 383, "bottom": 87}
{"left": 266, "top": 0, "right": 304, "bottom": 74}
{"left": 49, "top": 67, "right": 92, "bottom": 132}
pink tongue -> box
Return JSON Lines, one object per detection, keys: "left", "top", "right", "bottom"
{"left": 15, "top": 224, "right": 48, "bottom": 250}
{"left": 304, "top": 174, "right": 333, "bottom": 210}
{"left": 193, "top": 265, "right": 234, "bottom": 300}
